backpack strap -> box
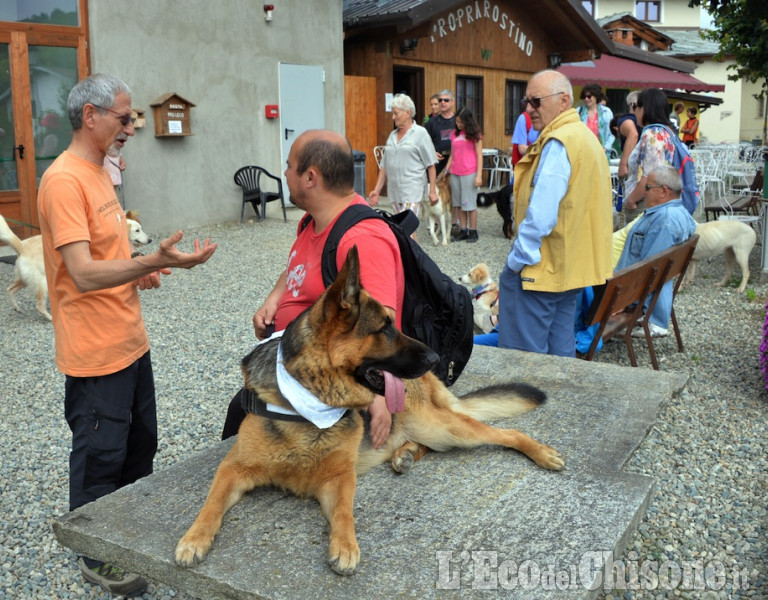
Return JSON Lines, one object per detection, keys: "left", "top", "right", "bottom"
{"left": 524, "top": 111, "right": 532, "bottom": 131}
{"left": 321, "top": 204, "right": 382, "bottom": 285}
{"left": 302, "top": 203, "right": 420, "bottom": 286}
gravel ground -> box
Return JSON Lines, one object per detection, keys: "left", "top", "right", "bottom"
{"left": 0, "top": 200, "right": 765, "bottom": 599}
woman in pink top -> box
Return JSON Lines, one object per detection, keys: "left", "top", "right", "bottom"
{"left": 441, "top": 107, "right": 483, "bottom": 242}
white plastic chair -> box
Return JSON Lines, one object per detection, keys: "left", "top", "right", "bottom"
{"left": 488, "top": 153, "right": 511, "bottom": 189}
{"left": 373, "top": 146, "right": 385, "bottom": 169}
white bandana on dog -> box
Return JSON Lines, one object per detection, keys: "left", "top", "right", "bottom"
{"left": 263, "top": 332, "right": 347, "bottom": 428}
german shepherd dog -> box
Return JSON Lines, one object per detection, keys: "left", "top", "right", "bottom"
{"left": 175, "top": 247, "right": 563, "bottom": 576}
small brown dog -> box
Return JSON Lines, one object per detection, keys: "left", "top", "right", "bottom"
{"left": 459, "top": 263, "right": 499, "bottom": 333}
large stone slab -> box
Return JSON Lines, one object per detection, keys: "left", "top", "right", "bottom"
{"left": 54, "top": 346, "right": 687, "bottom": 599}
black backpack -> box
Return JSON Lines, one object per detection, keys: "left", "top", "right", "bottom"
{"left": 301, "top": 204, "right": 474, "bottom": 386}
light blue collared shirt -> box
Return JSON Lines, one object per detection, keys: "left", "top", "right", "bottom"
{"left": 507, "top": 139, "right": 571, "bottom": 272}
{"left": 615, "top": 198, "right": 697, "bottom": 327}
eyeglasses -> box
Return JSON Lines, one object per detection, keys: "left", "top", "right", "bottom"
{"left": 630, "top": 103, "right": 638, "bottom": 110}
{"left": 92, "top": 104, "right": 136, "bottom": 127}
{"left": 521, "top": 92, "right": 564, "bottom": 110}
{"left": 645, "top": 183, "right": 666, "bottom": 191}
{"left": 438, "top": 98, "right": 451, "bottom": 103}
{"left": 583, "top": 94, "right": 594, "bottom": 100}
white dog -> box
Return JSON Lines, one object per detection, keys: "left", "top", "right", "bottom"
{"left": 423, "top": 175, "right": 452, "bottom": 246}
{"left": 0, "top": 210, "right": 151, "bottom": 320}
{"left": 683, "top": 220, "right": 756, "bottom": 293}
{"left": 0, "top": 215, "right": 50, "bottom": 320}
{"left": 459, "top": 263, "right": 499, "bottom": 334}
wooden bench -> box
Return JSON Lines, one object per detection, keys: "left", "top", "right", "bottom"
{"left": 580, "top": 235, "right": 699, "bottom": 370}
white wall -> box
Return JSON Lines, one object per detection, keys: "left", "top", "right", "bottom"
{"left": 691, "top": 59, "right": 739, "bottom": 144}
{"left": 88, "top": 1, "right": 345, "bottom": 232}
{"left": 740, "top": 79, "right": 766, "bottom": 144}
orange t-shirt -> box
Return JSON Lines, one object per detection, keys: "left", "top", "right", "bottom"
{"left": 37, "top": 150, "right": 149, "bottom": 377}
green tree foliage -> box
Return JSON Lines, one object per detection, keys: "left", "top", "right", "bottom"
{"left": 689, "top": 0, "right": 768, "bottom": 141}
{"left": 688, "top": 0, "right": 768, "bottom": 90}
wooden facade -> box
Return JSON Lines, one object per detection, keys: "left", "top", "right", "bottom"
{"left": 344, "top": 0, "right": 612, "bottom": 181}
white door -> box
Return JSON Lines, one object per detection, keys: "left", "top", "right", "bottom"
{"left": 279, "top": 63, "right": 325, "bottom": 203}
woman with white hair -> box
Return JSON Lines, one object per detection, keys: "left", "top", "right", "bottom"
{"left": 368, "top": 93, "right": 439, "bottom": 215}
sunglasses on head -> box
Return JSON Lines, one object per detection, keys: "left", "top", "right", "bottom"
{"left": 520, "top": 92, "right": 564, "bottom": 110}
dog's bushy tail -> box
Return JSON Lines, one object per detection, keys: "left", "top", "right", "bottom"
{"left": 453, "top": 383, "right": 546, "bottom": 421}
{"left": 0, "top": 214, "right": 23, "bottom": 255}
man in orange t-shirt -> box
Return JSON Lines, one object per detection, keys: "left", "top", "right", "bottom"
{"left": 37, "top": 73, "right": 216, "bottom": 597}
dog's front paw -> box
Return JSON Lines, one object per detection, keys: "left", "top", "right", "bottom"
{"left": 534, "top": 445, "right": 565, "bottom": 471}
{"left": 391, "top": 450, "right": 414, "bottom": 474}
{"left": 328, "top": 537, "right": 360, "bottom": 576}
{"left": 175, "top": 534, "right": 212, "bottom": 567}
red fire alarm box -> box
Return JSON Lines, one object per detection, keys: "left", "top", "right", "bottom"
{"left": 265, "top": 105, "right": 279, "bottom": 119}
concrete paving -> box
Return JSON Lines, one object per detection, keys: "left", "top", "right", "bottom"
{"left": 53, "top": 345, "right": 687, "bottom": 599}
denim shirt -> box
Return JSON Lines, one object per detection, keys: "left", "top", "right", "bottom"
{"left": 615, "top": 199, "right": 696, "bottom": 272}
{"left": 615, "top": 198, "right": 697, "bottom": 327}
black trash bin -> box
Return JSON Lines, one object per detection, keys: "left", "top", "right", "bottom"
{"left": 352, "top": 150, "right": 366, "bottom": 197}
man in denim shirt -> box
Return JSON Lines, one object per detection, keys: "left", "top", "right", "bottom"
{"left": 615, "top": 164, "right": 697, "bottom": 337}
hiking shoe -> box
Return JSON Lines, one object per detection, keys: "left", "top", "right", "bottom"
{"left": 466, "top": 230, "right": 479, "bottom": 243}
{"left": 79, "top": 558, "right": 148, "bottom": 597}
{"left": 450, "top": 223, "right": 462, "bottom": 238}
{"left": 453, "top": 229, "right": 469, "bottom": 241}
{"left": 631, "top": 323, "right": 668, "bottom": 338}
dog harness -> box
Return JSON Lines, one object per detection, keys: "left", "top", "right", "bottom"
{"left": 241, "top": 331, "right": 347, "bottom": 427}
{"left": 242, "top": 331, "right": 405, "bottom": 426}
{"left": 241, "top": 388, "right": 311, "bottom": 423}
{"left": 471, "top": 282, "right": 494, "bottom": 300}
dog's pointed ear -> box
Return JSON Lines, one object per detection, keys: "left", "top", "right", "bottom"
{"left": 327, "top": 245, "right": 362, "bottom": 313}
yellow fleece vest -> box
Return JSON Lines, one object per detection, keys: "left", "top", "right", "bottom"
{"left": 513, "top": 108, "right": 613, "bottom": 292}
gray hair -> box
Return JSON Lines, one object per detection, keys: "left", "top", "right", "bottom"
{"left": 648, "top": 164, "right": 682, "bottom": 192}
{"left": 67, "top": 73, "right": 131, "bottom": 131}
{"left": 438, "top": 89, "right": 454, "bottom": 101}
{"left": 391, "top": 93, "right": 416, "bottom": 118}
{"left": 531, "top": 69, "right": 573, "bottom": 108}
{"left": 626, "top": 91, "right": 639, "bottom": 107}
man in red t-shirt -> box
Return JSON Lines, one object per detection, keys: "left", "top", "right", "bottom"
{"left": 222, "top": 130, "right": 405, "bottom": 447}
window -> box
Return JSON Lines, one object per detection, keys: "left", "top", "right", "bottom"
{"left": 505, "top": 80, "right": 527, "bottom": 136}
{"left": 757, "top": 95, "right": 766, "bottom": 120}
{"left": 0, "top": 0, "right": 79, "bottom": 26}
{"left": 456, "top": 76, "right": 483, "bottom": 127}
{"left": 581, "top": 0, "right": 595, "bottom": 17}
{"left": 635, "top": 0, "right": 660, "bottom": 22}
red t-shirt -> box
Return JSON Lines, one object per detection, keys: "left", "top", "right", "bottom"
{"left": 275, "top": 196, "right": 404, "bottom": 331}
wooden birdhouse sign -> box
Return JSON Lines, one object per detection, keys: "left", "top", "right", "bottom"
{"left": 150, "top": 93, "right": 195, "bottom": 137}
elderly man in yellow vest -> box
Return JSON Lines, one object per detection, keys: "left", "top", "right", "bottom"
{"left": 499, "top": 69, "right": 613, "bottom": 356}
